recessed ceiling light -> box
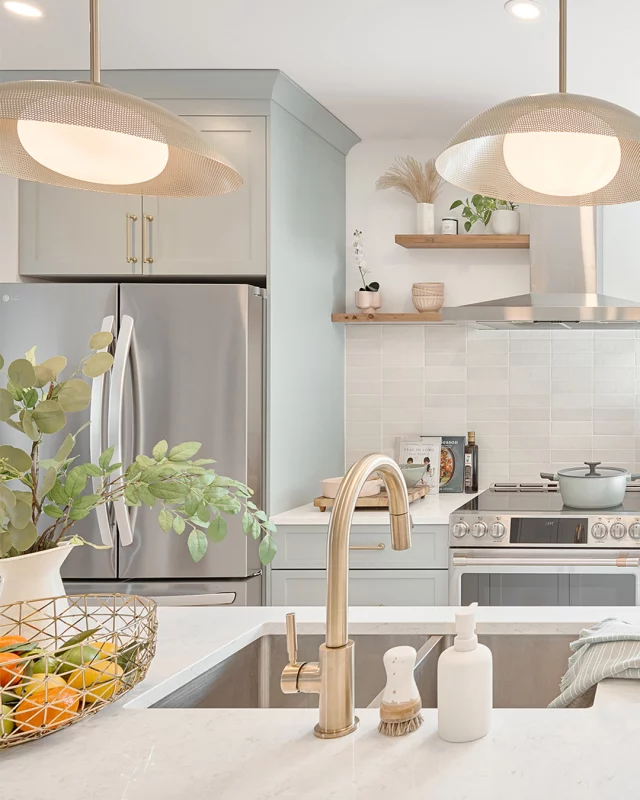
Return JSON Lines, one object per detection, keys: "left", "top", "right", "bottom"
{"left": 3, "top": 1, "right": 42, "bottom": 18}
{"left": 504, "top": 0, "right": 541, "bottom": 20}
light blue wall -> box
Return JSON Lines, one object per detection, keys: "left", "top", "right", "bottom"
{"left": 268, "top": 103, "right": 347, "bottom": 514}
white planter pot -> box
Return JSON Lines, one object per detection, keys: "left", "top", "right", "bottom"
{"left": 354, "top": 291, "right": 382, "bottom": 315}
{"left": 416, "top": 203, "right": 435, "bottom": 235}
{"left": 0, "top": 544, "right": 75, "bottom": 640}
{"left": 492, "top": 209, "right": 520, "bottom": 235}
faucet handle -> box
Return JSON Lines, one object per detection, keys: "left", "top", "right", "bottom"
{"left": 286, "top": 612, "right": 298, "bottom": 665}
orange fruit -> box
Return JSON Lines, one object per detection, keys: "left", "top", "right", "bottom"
{"left": 0, "top": 653, "right": 25, "bottom": 688}
{"left": 67, "top": 660, "right": 124, "bottom": 703}
{"left": 0, "top": 636, "right": 28, "bottom": 650}
{"left": 14, "top": 686, "right": 80, "bottom": 732}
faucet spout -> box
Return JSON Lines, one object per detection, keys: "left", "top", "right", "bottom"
{"left": 326, "top": 454, "right": 412, "bottom": 648}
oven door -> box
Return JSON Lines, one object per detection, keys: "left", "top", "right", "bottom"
{"left": 449, "top": 548, "right": 640, "bottom": 607}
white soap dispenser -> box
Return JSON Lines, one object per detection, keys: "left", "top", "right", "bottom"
{"left": 437, "top": 602, "right": 492, "bottom": 743}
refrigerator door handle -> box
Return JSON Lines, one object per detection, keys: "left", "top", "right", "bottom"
{"left": 108, "top": 314, "right": 135, "bottom": 546}
{"left": 90, "top": 315, "right": 115, "bottom": 547}
{"left": 148, "top": 593, "right": 237, "bottom": 607}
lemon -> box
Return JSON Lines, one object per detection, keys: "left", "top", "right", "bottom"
{"left": 15, "top": 673, "right": 67, "bottom": 698}
{"left": 1, "top": 704, "right": 14, "bottom": 736}
{"left": 67, "top": 661, "right": 124, "bottom": 703}
{"left": 88, "top": 641, "right": 117, "bottom": 660}
{"left": 56, "top": 645, "right": 100, "bottom": 676}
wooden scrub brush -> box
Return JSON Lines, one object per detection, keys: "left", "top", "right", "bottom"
{"left": 378, "top": 645, "right": 423, "bottom": 736}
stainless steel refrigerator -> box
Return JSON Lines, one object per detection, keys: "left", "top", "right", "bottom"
{"left": 0, "top": 283, "right": 264, "bottom": 606}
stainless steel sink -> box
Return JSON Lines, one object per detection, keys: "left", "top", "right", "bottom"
{"left": 151, "top": 632, "right": 584, "bottom": 711}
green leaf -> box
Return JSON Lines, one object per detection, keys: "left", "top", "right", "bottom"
{"left": 254, "top": 510, "right": 268, "bottom": 522}
{"left": 41, "top": 356, "right": 67, "bottom": 379}
{"left": 73, "top": 494, "right": 100, "bottom": 509}
{"left": 197, "top": 504, "right": 210, "bottom": 524}
{"left": 89, "top": 331, "right": 114, "bottom": 350}
{"left": 8, "top": 521, "right": 38, "bottom": 552}
{"left": 33, "top": 365, "right": 55, "bottom": 389}
{"left": 464, "top": 220, "right": 472, "bottom": 232}
{"left": 449, "top": 200, "right": 463, "bottom": 209}
{"left": 0, "top": 445, "right": 32, "bottom": 473}
{"left": 38, "top": 466, "right": 57, "bottom": 502}
{"left": 152, "top": 440, "right": 168, "bottom": 462}
{"left": 242, "top": 511, "right": 253, "bottom": 535}
{"left": 55, "top": 434, "right": 75, "bottom": 464}
{"left": 207, "top": 516, "right": 227, "bottom": 543}
{"left": 99, "top": 446, "right": 114, "bottom": 470}
{"left": 22, "top": 389, "right": 38, "bottom": 409}
{"left": 0, "top": 389, "right": 16, "bottom": 422}
{"left": 0, "top": 530, "right": 11, "bottom": 557}
{"left": 24, "top": 346, "right": 37, "bottom": 365}
{"left": 135, "top": 454, "right": 155, "bottom": 468}
{"left": 32, "top": 400, "right": 66, "bottom": 434}
{"left": 57, "top": 379, "right": 91, "bottom": 413}
{"left": 48, "top": 481, "right": 68, "bottom": 506}
{"left": 125, "top": 462, "right": 141, "bottom": 480}
{"left": 262, "top": 520, "right": 277, "bottom": 533}
{"left": 0, "top": 486, "right": 16, "bottom": 510}
{"left": 184, "top": 493, "right": 200, "bottom": 517}
{"left": 148, "top": 482, "right": 189, "bottom": 501}
{"left": 172, "top": 515, "right": 186, "bottom": 535}
{"left": 54, "top": 627, "right": 101, "bottom": 654}
{"left": 124, "top": 484, "right": 140, "bottom": 506}
{"left": 138, "top": 484, "right": 156, "bottom": 507}
{"left": 20, "top": 409, "right": 39, "bottom": 442}
{"left": 167, "top": 442, "right": 202, "bottom": 462}
{"left": 105, "top": 462, "right": 122, "bottom": 475}
{"left": 251, "top": 519, "right": 261, "bottom": 540}
{"left": 258, "top": 535, "right": 277, "bottom": 566}
{"left": 216, "top": 496, "right": 241, "bottom": 514}
{"left": 188, "top": 529, "right": 208, "bottom": 562}
{"left": 66, "top": 466, "right": 87, "bottom": 497}
{"left": 68, "top": 507, "right": 90, "bottom": 521}
{"left": 7, "top": 359, "right": 36, "bottom": 389}
{"left": 82, "top": 352, "right": 114, "bottom": 378}
{"left": 43, "top": 504, "right": 65, "bottom": 519}
{"left": 84, "top": 463, "right": 102, "bottom": 477}
{"left": 158, "top": 508, "right": 173, "bottom": 533}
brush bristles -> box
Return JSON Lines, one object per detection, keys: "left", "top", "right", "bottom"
{"left": 375, "top": 156, "right": 444, "bottom": 203}
{"left": 378, "top": 713, "right": 424, "bottom": 737}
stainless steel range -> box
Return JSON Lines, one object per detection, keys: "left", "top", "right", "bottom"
{"left": 448, "top": 483, "right": 640, "bottom": 607}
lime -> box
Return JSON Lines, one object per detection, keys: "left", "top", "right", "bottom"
{"left": 31, "top": 655, "right": 60, "bottom": 675}
{"left": 1, "top": 704, "right": 14, "bottom": 736}
{"left": 56, "top": 645, "right": 100, "bottom": 676}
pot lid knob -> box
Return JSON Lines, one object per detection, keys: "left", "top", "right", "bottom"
{"left": 584, "top": 461, "right": 602, "bottom": 477}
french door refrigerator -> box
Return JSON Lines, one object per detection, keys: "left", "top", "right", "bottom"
{"left": 0, "top": 283, "right": 264, "bottom": 606}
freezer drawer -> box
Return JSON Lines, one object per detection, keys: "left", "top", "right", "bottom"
{"left": 65, "top": 576, "right": 263, "bottom": 607}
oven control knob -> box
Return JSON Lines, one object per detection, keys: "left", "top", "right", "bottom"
{"left": 629, "top": 523, "right": 640, "bottom": 540}
{"left": 489, "top": 522, "right": 506, "bottom": 540}
{"left": 470, "top": 522, "right": 487, "bottom": 538}
{"left": 452, "top": 522, "right": 469, "bottom": 538}
{"left": 610, "top": 522, "right": 627, "bottom": 540}
{"left": 591, "top": 522, "right": 608, "bottom": 540}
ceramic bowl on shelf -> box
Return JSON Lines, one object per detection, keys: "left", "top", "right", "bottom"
{"left": 399, "top": 463, "right": 427, "bottom": 489}
{"left": 412, "top": 295, "right": 443, "bottom": 312}
{"left": 412, "top": 282, "right": 444, "bottom": 296}
{"left": 320, "top": 476, "right": 382, "bottom": 499}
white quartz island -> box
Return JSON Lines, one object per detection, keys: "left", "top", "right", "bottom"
{"left": 3, "top": 605, "right": 640, "bottom": 800}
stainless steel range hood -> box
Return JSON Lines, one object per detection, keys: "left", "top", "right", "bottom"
{"left": 442, "top": 206, "right": 640, "bottom": 329}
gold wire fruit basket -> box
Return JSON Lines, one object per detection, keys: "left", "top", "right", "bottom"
{"left": 0, "top": 593, "right": 157, "bottom": 749}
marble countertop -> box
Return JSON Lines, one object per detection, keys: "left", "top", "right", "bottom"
{"left": 271, "top": 492, "right": 478, "bottom": 527}
{"left": 5, "top": 604, "right": 640, "bottom": 800}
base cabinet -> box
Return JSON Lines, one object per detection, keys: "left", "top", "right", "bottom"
{"left": 270, "top": 569, "right": 448, "bottom": 606}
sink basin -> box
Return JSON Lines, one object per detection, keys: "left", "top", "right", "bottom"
{"left": 151, "top": 632, "right": 584, "bottom": 710}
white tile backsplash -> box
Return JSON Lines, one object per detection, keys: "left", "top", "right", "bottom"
{"left": 345, "top": 326, "right": 640, "bottom": 486}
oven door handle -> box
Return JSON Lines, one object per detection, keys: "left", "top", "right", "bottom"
{"left": 452, "top": 556, "right": 640, "bottom": 568}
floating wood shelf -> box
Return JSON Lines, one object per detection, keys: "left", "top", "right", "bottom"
{"left": 395, "top": 234, "right": 529, "bottom": 249}
{"left": 332, "top": 312, "right": 442, "bottom": 323}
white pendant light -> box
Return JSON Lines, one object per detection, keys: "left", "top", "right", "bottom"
{"left": 0, "top": 0, "right": 242, "bottom": 196}
{"left": 436, "top": 0, "right": 640, "bottom": 206}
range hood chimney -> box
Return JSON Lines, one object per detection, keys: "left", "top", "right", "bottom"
{"left": 442, "top": 206, "right": 640, "bottom": 329}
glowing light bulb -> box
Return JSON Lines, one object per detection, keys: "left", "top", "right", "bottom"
{"left": 504, "top": 0, "right": 541, "bottom": 20}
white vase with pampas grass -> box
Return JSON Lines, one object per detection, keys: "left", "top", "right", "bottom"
{"left": 376, "top": 157, "right": 444, "bottom": 235}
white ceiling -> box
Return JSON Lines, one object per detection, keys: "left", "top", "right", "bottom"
{"left": 0, "top": 0, "right": 635, "bottom": 138}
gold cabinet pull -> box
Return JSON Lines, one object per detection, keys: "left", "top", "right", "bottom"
{"left": 349, "top": 543, "right": 385, "bottom": 551}
{"left": 142, "top": 214, "right": 154, "bottom": 264}
{"left": 125, "top": 213, "right": 138, "bottom": 263}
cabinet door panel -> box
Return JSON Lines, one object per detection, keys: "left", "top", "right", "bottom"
{"left": 19, "top": 183, "right": 142, "bottom": 276}
{"left": 144, "top": 116, "right": 266, "bottom": 276}
{"left": 270, "top": 570, "right": 448, "bottom": 606}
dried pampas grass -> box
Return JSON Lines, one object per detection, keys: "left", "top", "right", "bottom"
{"left": 375, "top": 156, "right": 444, "bottom": 204}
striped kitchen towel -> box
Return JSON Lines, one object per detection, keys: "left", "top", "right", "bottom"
{"left": 549, "top": 618, "right": 640, "bottom": 708}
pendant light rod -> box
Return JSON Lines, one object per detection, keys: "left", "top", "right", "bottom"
{"left": 559, "top": 0, "right": 567, "bottom": 93}
{"left": 89, "top": 0, "right": 100, "bottom": 84}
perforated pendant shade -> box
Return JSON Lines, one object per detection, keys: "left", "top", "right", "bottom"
{"left": 435, "top": 92, "right": 640, "bottom": 206}
{"left": 0, "top": 80, "right": 243, "bottom": 196}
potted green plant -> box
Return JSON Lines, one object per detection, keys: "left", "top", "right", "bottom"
{"left": 0, "top": 333, "right": 275, "bottom": 613}
{"left": 449, "top": 195, "right": 519, "bottom": 234}
{"left": 353, "top": 230, "right": 381, "bottom": 314}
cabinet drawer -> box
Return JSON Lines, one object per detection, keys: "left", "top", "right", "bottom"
{"left": 270, "top": 569, "right": 448, "bottom": 607}
{"left": 272, "top": 526, "right": 448, "bottom": 570}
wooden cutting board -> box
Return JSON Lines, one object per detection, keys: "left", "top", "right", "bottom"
{"left": 314, "top": 485, "right": 430, "bottom": 512}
